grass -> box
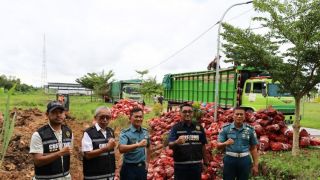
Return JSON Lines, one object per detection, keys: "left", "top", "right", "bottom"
{"left": 300, "top": 102, "right": 320, "bottom": 129}
{"left": 251, "top": 148, "right": 320, "bottom": 179}
{"left": 0, "top": 90, "right": 111, "bottom": 122}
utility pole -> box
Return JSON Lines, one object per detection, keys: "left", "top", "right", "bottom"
{"left": 214, "top": 1, "right": 253, "bottom": 121}
{"left": 41, "top": 33, "right": 47, "bottom": 90}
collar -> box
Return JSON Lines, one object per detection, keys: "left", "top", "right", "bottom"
{"left": 48, "top": 123, "right": 61, "bottom": 133}
{"left": 231, "top": 122, "right": 244, "bottom": 130}
{"left": 95, "top": 123, "right": 105, "bottom": 132}
{"left": 130, "top": 124, "right": 142, "bottom": 133}
{"left": 182, "top": 120, "right": 195, "bottom": 128}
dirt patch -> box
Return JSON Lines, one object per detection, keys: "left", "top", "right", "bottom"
{"left": 0, "top": 108, "right": 103, "bottom": 180}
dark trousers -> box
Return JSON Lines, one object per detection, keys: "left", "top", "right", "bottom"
{"left": 120, "top": 163, "right": 147, "bottom": 180}
{"left": 223, "top": 155, "right": 252, "bottom": 180}
{"left": 174, "top": 163, "right": 202, "bottom": 180}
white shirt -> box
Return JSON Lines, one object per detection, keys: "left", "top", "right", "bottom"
{"left": 81, "top": 123, "right": 108, "bottom": 152}
{"left": 29, "top": 124, "right": 73, "bottom": 180}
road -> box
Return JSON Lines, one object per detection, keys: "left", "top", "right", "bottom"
{"left": 288, "top": 125, "right": 320, "bottom": 137}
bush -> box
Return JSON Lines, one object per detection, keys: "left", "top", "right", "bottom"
{"left": 152, "top": 103, "right": 163, "bottom": 116}
{"left": 109, "top": 114, "right": 130, "bottom": 130}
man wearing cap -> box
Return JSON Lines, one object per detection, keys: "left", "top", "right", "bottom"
{"left": 81, "top": 106, "right": 116, "bottom": 180}
{"left": 217, "top": 107, "right": 259, "bottom": 180}
{"left": 30, "top": 101, "right": 73, "bottom": 180}
{"left": 119, "top": 107, "right": 151, "bottom": 180}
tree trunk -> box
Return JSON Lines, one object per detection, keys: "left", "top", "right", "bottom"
{"left": 292, "top": 97, "right": 301, "bottom": 156}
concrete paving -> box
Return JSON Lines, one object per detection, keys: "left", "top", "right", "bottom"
{"left": 288, "top": 125, "right": 320, "bottom": 137}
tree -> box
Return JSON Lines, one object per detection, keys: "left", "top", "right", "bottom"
{"left": 135, "top": 69, "right": 149, "bottom": 80}
{"left": 221, "top": 0, "right": 320, "bottom": 156}
{"left": 0, "top": 74, "right": 35, "bottom": 92}
{"left": 140, "top": 76, "right": 163, "bottom": 102}
{"left": 76, "top": 70, "right": 114, "bottom": 98}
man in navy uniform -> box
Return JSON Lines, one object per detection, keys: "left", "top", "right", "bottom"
{"left": 81, "top": 106, "right": 116, "bottom": 180}
{"left": 217, "top": 107, "right": 259, "bottom": 180}
{"left": 119, "top": 107, "right": 151, "bottom": 180}
{"left": 168, "top": 103, "right": 209, "bottom": 180}
{"left": 30, "top": 101, "right": 73, "bottom": 180}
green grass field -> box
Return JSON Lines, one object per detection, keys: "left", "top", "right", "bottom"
{"left": 300, "top": 102, "right": 320, "bottom": 129}
{"left": 1, "top": 91, "right": 320, "bottom": 129}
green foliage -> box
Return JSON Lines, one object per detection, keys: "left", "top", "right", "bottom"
{"left": 140, "top": 76, "right": 163, "bottom": 99}
{"left": 76, "top": 70, "right": 114, "bottom": 98}
{"left": 135, "top": 69, "right": 149, "bottom": 80}
{"left": 109, "top": 114, "right": 130, "bottom": 130}
{"left": 251, "top": 149, "right": 320, "bottom": 179}
{"left": 221, "top": 0, "right": 320, "bottom": 154}
{"left": 0, "top": 85, "right": 16, "bottom": 168}
{"left": 0, "top": 74, "right": 35, "bottom": 92}
{"left": 222, "top": 0, "right": 320, "bottom": 100}
{"left": 152, "top": 103, "right": 163, "bottom": 116}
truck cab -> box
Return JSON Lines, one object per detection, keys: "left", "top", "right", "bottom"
{"left": 122, "top": 84, "right": 143, "bottom": 102}
{"left": 241, "top": 77, "right": 295, "bottom": 115}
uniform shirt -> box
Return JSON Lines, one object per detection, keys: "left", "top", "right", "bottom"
{"left": 119, "top": 125, "right": 150, "bottom": 163}
{"left": 168, "top": 121, "right": 207, "bottom": 145}
{"left": 30, "top": 123, "right": 72, "bottom": 180}
{"left": 218, "top": 122, "right": 258, "bottom": 153}
{"left": 82, "top": 123, "right": 109, "bottom": 152}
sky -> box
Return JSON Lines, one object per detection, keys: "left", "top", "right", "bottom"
{"left": 0, "top": 0, "right": 261, "bottom": 87}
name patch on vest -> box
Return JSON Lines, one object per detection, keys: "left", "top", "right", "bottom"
{"left": 183, "top": 135, "right": 200, "bottom": 141}
{"left": 99, "top": 143, "right": 107, "bottom": 149}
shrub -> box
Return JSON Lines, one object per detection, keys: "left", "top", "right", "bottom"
{"left": 109, "top": 114, "right": 130, "bottom": 130}
{"left": 152, "top": 103, "right": 163, "bottom": 116}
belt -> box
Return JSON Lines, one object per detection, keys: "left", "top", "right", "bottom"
{"left": 226, "top": 152, "right": 250, "bottom": 158}
{"left": 123, "top": 162, "right": 145, "bottom": 167}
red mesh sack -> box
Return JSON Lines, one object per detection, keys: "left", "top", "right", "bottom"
{"left": 299, "top": 137, "right": 310, "bottom": 148}
{"left": 274, "top": 134, "right": 288, "bottom": 143}
{"left": 270, "top": 142, "right": 292, "bottom": 151}
{"left": 299, "top": 129, "right": 309, "bottom": 138}
{"left": 310, "top": 138, "right": 320, "bottom": 146}
{"left": 266, "top": 124, "right": 280, "bottom": 132}
{"left": 259, "top": 136, "right": 269, "bottom": 151}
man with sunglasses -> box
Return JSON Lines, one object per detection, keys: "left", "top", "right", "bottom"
{"left": 168, "top": 103, "right": 208, "bottom": 180}
{"left": 119, "top": 107, "right": 150, "bottom": 180}
{"left": 217, "top": 107, "right": 259, "bottom": 180}
{"left": 81, "top": 106, "right": 116, "bottom": 180}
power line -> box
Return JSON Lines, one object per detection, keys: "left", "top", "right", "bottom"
{"left": 147, "top": 7, "right": 254, "bottom": 71}
{"left": 147, "top": 22, "right": 219, "bottom": 70}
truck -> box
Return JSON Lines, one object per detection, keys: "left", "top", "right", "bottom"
{"left": 110, "top": 79, "right": 143, "bottom": 103}
{"left": 163, "top": 66, "right": 295, "bottom": 115}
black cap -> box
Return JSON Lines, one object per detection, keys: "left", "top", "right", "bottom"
{"left": 47, "top": 101, "right": 65, "bottom": 113}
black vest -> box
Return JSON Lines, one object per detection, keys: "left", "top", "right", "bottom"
{"left": 172, "top": 122, "right": 204, "bottom": 164}
{"left": 35, "top": 124, "right": 72, "bottom": 179}
{"left": 83, "top": 126, "right": 116, "bottom": 180}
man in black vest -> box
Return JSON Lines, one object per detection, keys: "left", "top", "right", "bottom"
{"left": 168, "top": 103, "right": 209, "bottom": 180}
{"left": 30, "top": 101, "right": 73, "bottom": 180}
{"left": 81, "top": 106, "right": 116, "bottom": 180}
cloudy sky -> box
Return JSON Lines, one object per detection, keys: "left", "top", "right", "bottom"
{"left": 0, "top": 0, "right": 261, "bottom": 87}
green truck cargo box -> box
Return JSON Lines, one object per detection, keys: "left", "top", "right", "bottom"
{"left": 163, "top": 66, "right": 295, "bottom": 115}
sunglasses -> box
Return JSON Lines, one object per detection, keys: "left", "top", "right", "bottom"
{"left": 182, "top": 110, "right": 193, "bottom": 114}
{"left": 98, "top": 115, "right": 111, "bottom": 120}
